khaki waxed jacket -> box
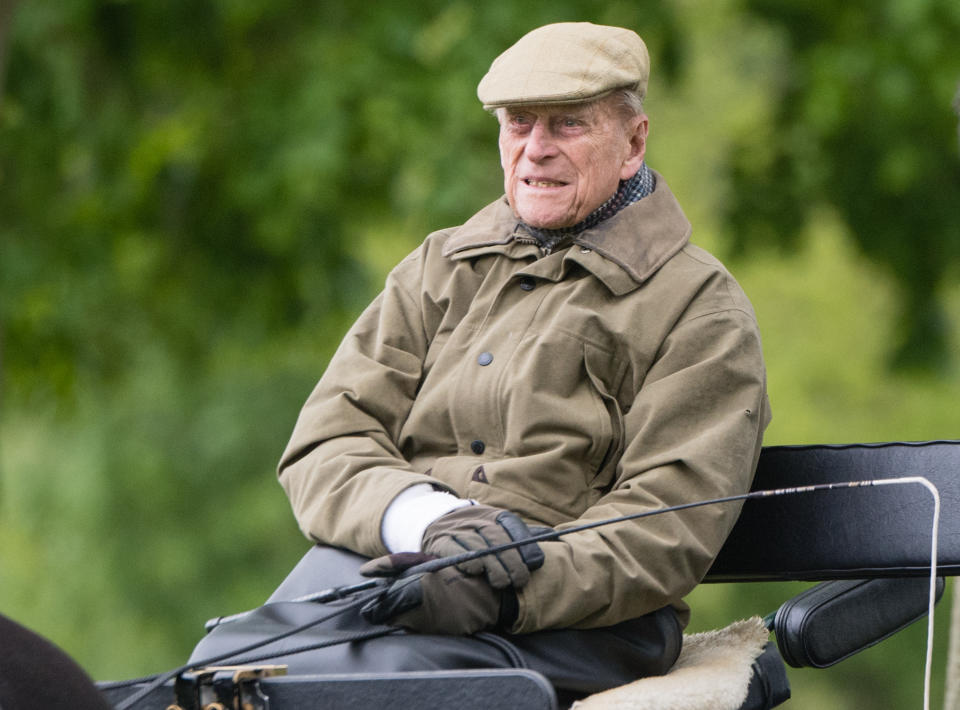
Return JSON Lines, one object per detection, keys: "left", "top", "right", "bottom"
{"left": 279, "top": 174, "right": 771, "bottom": 633}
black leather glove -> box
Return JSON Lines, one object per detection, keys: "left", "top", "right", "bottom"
{"left": 421, "top": 504, "right": 545, "bottom": 589}
{"left": 359, "top": 552, "right": 515, "bottom": 635}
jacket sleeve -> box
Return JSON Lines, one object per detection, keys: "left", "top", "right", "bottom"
{"left": 277, "top": 244, "right": 453, "bottom": 557}
{"left": 514, "top": 306, "right": 770, "bottom": 632}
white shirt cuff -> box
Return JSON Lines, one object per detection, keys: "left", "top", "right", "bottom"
{"left": 381, "top": 484, "right": 472, "bottom": 553}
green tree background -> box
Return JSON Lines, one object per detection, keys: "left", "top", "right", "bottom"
{"left": 1, "top": 1, "right": 958, "bottom": 708}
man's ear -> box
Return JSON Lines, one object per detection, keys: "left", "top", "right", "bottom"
{"left": 620, "top": 114, "right": 649, "bottom": 180}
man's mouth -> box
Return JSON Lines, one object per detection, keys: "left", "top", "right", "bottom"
{"left": 523, "top": 178, "right": 566, "bottom": 188}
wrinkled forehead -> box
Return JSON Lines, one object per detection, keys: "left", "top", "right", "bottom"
{"left": 497, "top": 98, "right": 607, "bottom": 122}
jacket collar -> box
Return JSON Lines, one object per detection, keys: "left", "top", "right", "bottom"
{"left": 441, "top": 170, "right": 691, "bottom": 295}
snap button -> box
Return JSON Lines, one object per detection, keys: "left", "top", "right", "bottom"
{"left": 477, "top": 351, "right": 493, "bottom": 366}
{"left": 519, "top": 276, "right": 535, "bottom": 291}
{"left": 580, "top": 247, "right": 592, "bottom": 254}
{"left": 470, "top": 440, "right": 486, "bottom": 455}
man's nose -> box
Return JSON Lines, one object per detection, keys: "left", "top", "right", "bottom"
{"left": 524, "top": 121, "right": 558, "bottom": 161}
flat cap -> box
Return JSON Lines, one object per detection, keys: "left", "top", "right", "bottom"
{"left": 477, "top": 22, "right": 649, "bottom": 109}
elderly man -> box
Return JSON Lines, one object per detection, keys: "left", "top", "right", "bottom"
{"left": 196, "top": 21, "right": 770, "bottom": 701}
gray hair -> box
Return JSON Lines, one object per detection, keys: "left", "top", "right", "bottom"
{"left": 612, "top": 88, "right": 645, "bottom": 118}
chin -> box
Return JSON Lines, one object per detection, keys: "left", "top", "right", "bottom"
{"left": 516, "top": 207, "right": 576, "bottom": 230}
{"left": 510, "top": 192, "right": 583, "bottom": 229}
{"left": 529, "top": 220, "right": 567, "bottom": 230}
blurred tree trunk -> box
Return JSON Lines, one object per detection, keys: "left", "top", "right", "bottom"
{"left": 0, "top": 0, "right": 17, "bottom": 110}
{"left": 0, "top": 0, "right": 16, "bottom": 416}
{"left": 945, "top": 84, "right": 960, "bottom": 710}
{"left": 955, "top": 82, "right": 960, "bottom": 158}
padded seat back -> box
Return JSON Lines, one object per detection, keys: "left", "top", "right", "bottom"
{"left": 707, "top": 441, "right": 960, "bottom": 582}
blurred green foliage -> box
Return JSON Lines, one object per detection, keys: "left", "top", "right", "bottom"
{"left": 728, "top": 0, "right": 960, "bottom": 369}
{"left": 0, "top": 1, "right": 958, "bottom": 708}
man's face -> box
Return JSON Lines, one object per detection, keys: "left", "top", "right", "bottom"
{"left": 498, "top": 98, "right": 648, "bottom": 230}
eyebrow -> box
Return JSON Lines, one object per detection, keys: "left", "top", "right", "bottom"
{"left": 505, "top": 104, "right": 598, "bottom": 121}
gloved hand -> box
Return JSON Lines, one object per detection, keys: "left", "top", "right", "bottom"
{"left": 421, "top": 504, "right": 546, "bottom": 589}
{"left": 359, "top": 552, "right": 513, "bottom": 635}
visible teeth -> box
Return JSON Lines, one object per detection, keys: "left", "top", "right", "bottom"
{"left": 525, "top": 179, "right": 562, "bottom": 187}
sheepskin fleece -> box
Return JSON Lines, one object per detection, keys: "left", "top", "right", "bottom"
{"left": 572, "top": 617, "right": 770, "bottom": 710}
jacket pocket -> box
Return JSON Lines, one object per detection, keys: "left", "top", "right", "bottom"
{"left": 583, "top": 342, "right": 627, "bottom": 492}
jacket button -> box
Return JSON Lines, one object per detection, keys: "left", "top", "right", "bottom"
{"left": 519, "top": 276, "right": 535, "bottom": 291}
{"left": 477, "top": 351, "right": 493, "bottom": 366}
{"left": 470, "top": 440, "right": 486, "bottom": 455}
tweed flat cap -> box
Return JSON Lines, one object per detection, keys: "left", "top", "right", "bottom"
{"left": 477, "top": 22, "right": 649, "bottom": 109}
